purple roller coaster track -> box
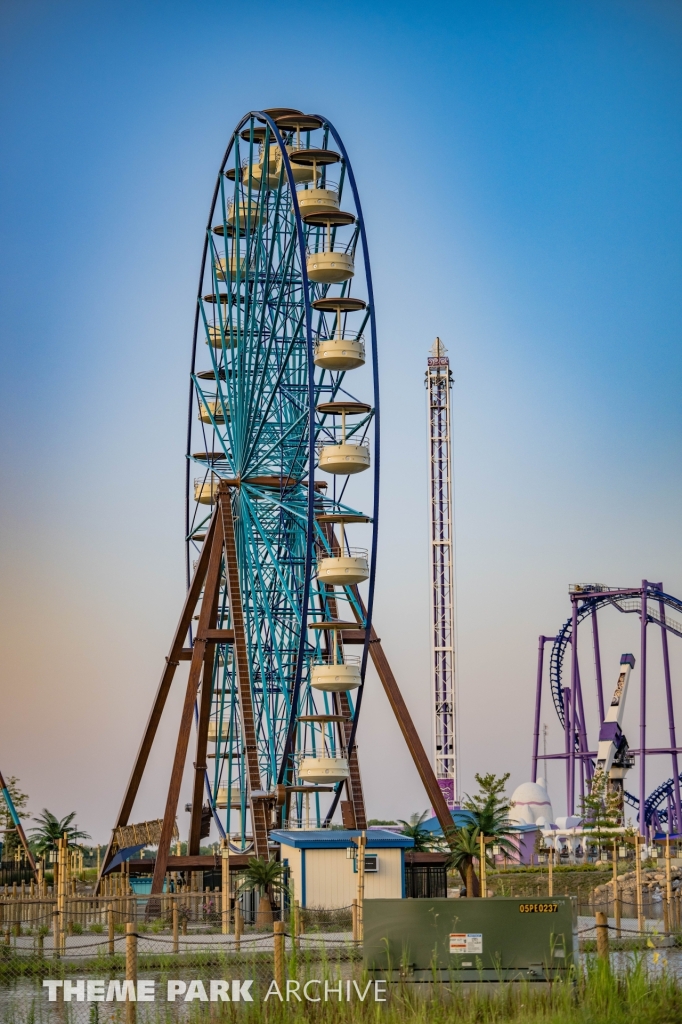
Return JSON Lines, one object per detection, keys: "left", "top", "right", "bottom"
{"left": 531, "top": 581, "right": 682, "bottom": 837}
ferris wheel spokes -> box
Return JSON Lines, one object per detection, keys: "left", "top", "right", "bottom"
{"left": 185, "top": 110, "right": 378, "bottom": 839}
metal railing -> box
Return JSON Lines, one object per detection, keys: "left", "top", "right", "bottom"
{"left": 282, "top": 818, "right": 333, "bottom": 831}
{"left": 309, "top": 654, "right": 361, "bottom": 667}
{"left": 316, "top": 437, "right": 370, "bottom": 451}
{"left": 318, "top": 547, "right": 368, "bottom": 563}
{"left": 306, "top": 240, "right": 355, "bottom": 255}
{"left": 194, "top": 476, "right": 220, "bottom": 490}
{"left": 298, "top": 179, "right": 339, "bottom": 194}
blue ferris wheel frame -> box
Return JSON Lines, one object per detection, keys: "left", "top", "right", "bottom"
{"left": 183, "top": 111, "right": 380, "bottom": 841}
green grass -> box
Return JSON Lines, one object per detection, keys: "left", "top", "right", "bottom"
{"left": 249, "top": 962, "right": 681, "bottom": 1023}
{"left": 1, "top": 957, "right": 680, "bottom": 1022}
{"left": 486, "top": 868, "right": 615, "bottom": 905}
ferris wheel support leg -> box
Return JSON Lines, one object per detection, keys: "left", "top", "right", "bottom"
{"left": 151, "top": 514, "right": 226, "bottom": 895}
{"left": 188, "top": 567, "right": 223, "bottom": 856}
{"left": 336, "top": 690, "right": 367, "bottom": 829}
{"left": 219, "top": 484, "right": 270, "bottom": 859}
{"left": 96, "top": 507, "right": 220, "bottom": 894}
{"left": 319, "top": 565, "right": 367, "bottom": 830}
{"left": 348, "top": 587, "right": 454, "bottom": 844}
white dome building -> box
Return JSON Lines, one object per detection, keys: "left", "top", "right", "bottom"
{"left": 509, "top": 778, "right": 554, "bottom": 826}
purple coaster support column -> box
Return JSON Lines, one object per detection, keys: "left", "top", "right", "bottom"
{"left": 639, "top": 580, "right": 648, "bottom": 837}
{"left": 591, "top": 607, "right": 605, "bottom": 725}
{"left": 564, "top": 686, "right": 572, "bottom": 808}
{"left": 568, "top": 599, "right": 579, "bottom": 816}
{"left": 532, "top": 636, "right": 554, "bottom": 782}
{"left": 659, "top": 595, "right": 682, "bottom": 835}
{"left": 576, "top": 660, "right": 593, "bottom": 786}
{"left": 532, "top": 636, "right": 545, "bottom": 783}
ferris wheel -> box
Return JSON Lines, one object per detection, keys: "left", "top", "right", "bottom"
{"left": 186, "top": 108, "right": 379, "bottom": 849}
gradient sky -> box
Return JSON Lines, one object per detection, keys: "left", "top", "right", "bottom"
{"left": 1, "top": 0, "right": 681, "bottom": 843}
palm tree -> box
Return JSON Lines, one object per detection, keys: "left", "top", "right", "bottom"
{"left": 396, "top": 811, "right": 435, "bottom": 852}
{"left": 447, "top": 774, "right": 520, "bottom": 896}
{"left": 238, "top": 857, "right": 286, "bottom": 928}
{"left": 464, "top": 773, "right": 519, "bottom": 858}
{"left": 447, "top": 825, "right": 481, "bottom": 896}
{"left": 469, "top": 800, "right": 519, "bottom": 859}
{"left": 29, "top": 810, "right": 90, "bottom": 856}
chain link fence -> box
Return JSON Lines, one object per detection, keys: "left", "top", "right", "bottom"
{"left": 0, "top": 895, "right": 362, "bottom": 1023}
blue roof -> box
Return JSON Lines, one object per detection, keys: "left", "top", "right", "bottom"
{"left": 421, "top": 811, "right": 539, "bottom": 836}
{"left": 421, "top": 810, "right": 476, "bottom": 835}
{"left": 270, "top": 828, "right": 414, "bottom": 850}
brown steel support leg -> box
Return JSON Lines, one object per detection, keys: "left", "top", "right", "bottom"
{"left": 96, "top": 508, "right": 220, "bottom": 891}
{"left": 151, "top": 514, "right": 225, "bottom": 893}
{"left": 350, "top": 586, "right": 454, "bottom": 842}
{"left": 337, "top": 691, "right": 366, "bottom": 828}
{"left": 219, "top": 484, "right": 269, "bottom": 858}
{"left": 319, "top": 529, "right": 367, "bottom": 830}
{"left": 188, "top": 574, "right": 223, "bottom": 854}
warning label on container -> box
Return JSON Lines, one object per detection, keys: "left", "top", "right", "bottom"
{"left": 449, "top": 933, "right": 483, "bottom": 954}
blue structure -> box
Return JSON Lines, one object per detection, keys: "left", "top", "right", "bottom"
{"left": 185, "top": 108, "right": 380, "bottom": 841}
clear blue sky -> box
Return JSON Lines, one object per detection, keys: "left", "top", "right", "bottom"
{"left": 1, "top": 0, "right": 680, "bottom": 840}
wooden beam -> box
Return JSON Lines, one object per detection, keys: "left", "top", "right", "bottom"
{"left": 318, "top": 525, "right": 367, "bottom": 830}
{"left": 151, "top": 514, "right": 225, "bottom": 894}
{"left": 96, "top": 507, "right": 220, "bottom": 892}
{"left": 337, "top": 629, "right": 365, "bottom": 644}
{"left": 220, "top": 484, "right": 270, "bottom": 859}
{"left": 126, "top": 854, "right": 254, "bottom": 871}
{"left": 188, "top": 553, "right": 223, "bottom": 854}
{"left": 199, "top": 629, "right": 235, "bottom": 642}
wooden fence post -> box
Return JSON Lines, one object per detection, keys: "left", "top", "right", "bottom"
{"left": 126, "top": 922, "right": 137, "bottom": 1024}
{"left": 221, "top": 840, "right": 230, "bottom": 935}
{"left": 293, "top": 899, "right": 301, "bottom": 947}
{"left": 274, "top": 920, "right": 285, "bottom": 990}
{"left": 353, "top": 832, "right": 367, "bottom": 942}
{"left": 172, "top": 901, "right": 179, "bottom": 955}
{"left": 614, "top": 879, "right": 621, "bottom": 939}
{"left": 595, "top": 910, "right": 609, "bottom": 960}
{"left": 634, "top": 836, "right": 644, "bottom": 933}
{"left": 108, "top": 903, "right": 114, "bottom": 956}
